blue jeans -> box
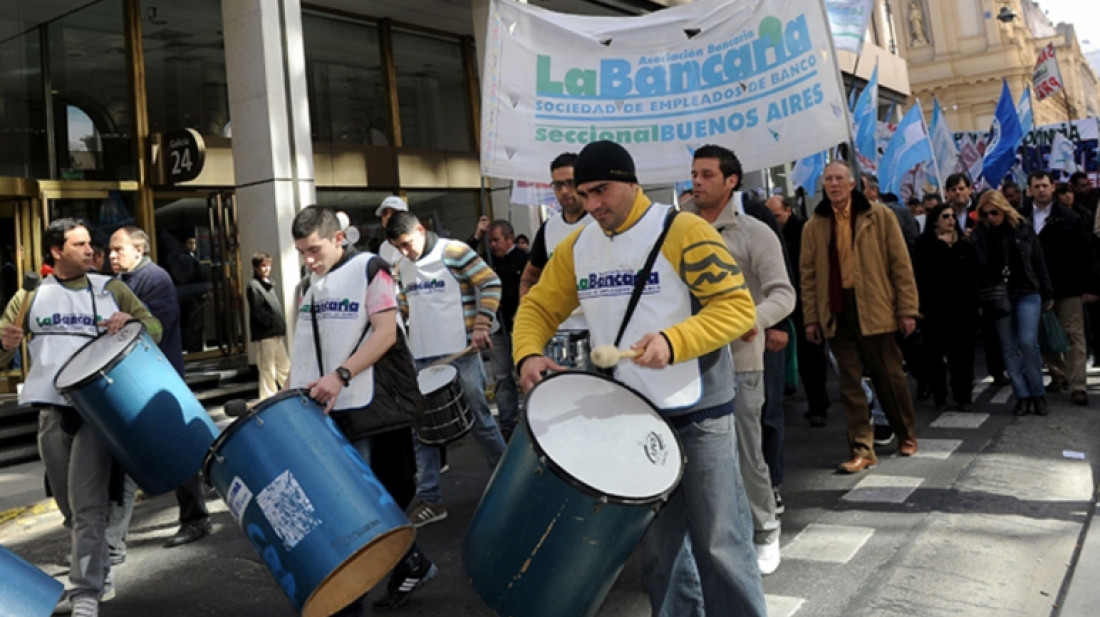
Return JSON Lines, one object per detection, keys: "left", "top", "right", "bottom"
{"left": 641, "top": 407, "right": 767, "bottom": 617}
{"left": 994, "top": 293, "right": 1045, "bottom": 398}
{"left": 414, "top": 352, "right": 506, "bottom": 504}
{"left": 489, "top": 330, "right": 521, "bottom": 435}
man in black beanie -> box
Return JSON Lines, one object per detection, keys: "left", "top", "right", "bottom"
{"left": 511, "top": 141, "right": 767, "bottom": 616}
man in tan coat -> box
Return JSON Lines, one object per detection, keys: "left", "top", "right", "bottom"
{"left": 801, "top": 161, "right": 920, "bottom": 473}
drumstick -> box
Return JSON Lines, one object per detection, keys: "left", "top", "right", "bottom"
{"left": 429, "top": 345, "right": 477, "bottom": 367}
{"left": 589, "top": 344, "right": 643, "bottom": 369}
{"left": 13, "top": 273, "right": 40, "bottom": 330}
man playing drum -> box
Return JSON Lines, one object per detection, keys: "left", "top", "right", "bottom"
{"left": 385, "top": 211, "right": 507, "bottom": 528}
{"left": 288, "top": 205, "right": 437, "bottom": 612}
{"left": 512, "top": 141, "right": 767, "bottom": 616}
{"left": 0, "top": 219, "right": 162, "bottom": 617}
{"left": 519, "top": 152, "right": 593, "bottom": 370}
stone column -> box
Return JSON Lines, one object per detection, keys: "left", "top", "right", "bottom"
{"left": 222, "top": 0, "right": 315, "bottom": 345}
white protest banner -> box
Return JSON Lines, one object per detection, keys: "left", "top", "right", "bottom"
{"left": 1033, "top": 42, "right": 1064, "bottom": 101}
{"left": 825, "top": 0, "right": 874, "bottom": 54}
{"left": 481, "top": 0, "right": 851, "bottom": 183}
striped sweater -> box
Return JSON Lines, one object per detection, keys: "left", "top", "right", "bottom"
{"left": 397, "top": 231, "right": 501, "bottom": 341}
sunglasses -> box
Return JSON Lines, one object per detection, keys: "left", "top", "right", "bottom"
{"left": 551, "top": 179, "right": 575, "bottom": 190}
{"left": 979, "top": 209, "right": 1002, "bottom": 218}
{"left": 941, "top": 212, "right": 956, "bottom": 219}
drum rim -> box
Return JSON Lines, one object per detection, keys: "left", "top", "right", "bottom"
{"left": 53, "top": 320, "right": 145, "bottom": 393}
{"left": 416, "top": 363, "right": 458, "bottom": 394}
{"left": 523, "top": 371, "right": 686, "bottom": 506}
{"left": 202, "top": 388, "right": 317, "bottom": 480}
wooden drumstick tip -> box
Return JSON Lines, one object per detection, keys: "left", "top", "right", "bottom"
{"left": 590, "top": 344, "right": 642, "bottom": 369}
{"left": 13, "top": 272, "right": 41, "bottom": 330}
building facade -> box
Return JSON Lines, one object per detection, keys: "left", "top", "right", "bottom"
{"left": 895, "top": 0, "right": 1099, "bottom": 132}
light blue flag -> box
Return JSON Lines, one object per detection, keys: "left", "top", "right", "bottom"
{"left": 930, "top": 98, "right": 959, "bottom": 177}
{"left": 1016, "top": 86, "right": 1033, "bottom": 136}
{"left": 791, "top": 151, "right": 827, "bottom": 194}
{"left": 851, "top": 63, "right": 879, "bottom": 172}
{"left": 878, "top": 101, "right": 933, "bottom": 196}
{"left": 982, "top": 79, "right": 1024, "bottom": 188}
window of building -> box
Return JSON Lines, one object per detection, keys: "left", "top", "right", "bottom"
{"left": 303, "top": 14, "right": 390, "bottom": 146}
{"left": 142, "top": 0, "right": 229, "bottom": 139}
{"left": 47, "top": 0, "right": 135, "bottom": 180}
{"left": 0, "top": 27, "right": 47, "bottom": 178}
{"left": 1, "top": 0, "right": 133, "bottom": 180}
{"left": 391, "top": 28, "right": 473, "bottom": 152}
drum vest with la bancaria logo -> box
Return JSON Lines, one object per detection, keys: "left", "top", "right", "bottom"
{"left": 545, "top": 213, "right": 589, "bottom": 331}
{"left": 572, "top": 203, "right": 701, "bottom": 409}
{"left": 290, "top": 252, "right": 379, "bottom": 411}
{"left": 397, "top": 239, "right": 468, "bottom": 360}
{"left": 22, "top": 274, "right": 121, "bottom": 407}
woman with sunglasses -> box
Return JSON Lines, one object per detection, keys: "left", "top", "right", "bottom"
{"left": 969, "top": 191, "right": 1054, "bottom": 416}
{"left": 913, "top": 204, "right": 979, "bottom": 411}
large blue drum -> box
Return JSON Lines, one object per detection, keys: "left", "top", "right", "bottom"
{"left": 54, "top": 321, "right": 218, "bottom": 495}
{"left": 0, "top": 545, "right": 65, "bottom": 617}
{"left": 203, "top": 390, "right": 414, "bottom": 617}
{"left": 463, "top": 372, "right": 684, "bottom": 617}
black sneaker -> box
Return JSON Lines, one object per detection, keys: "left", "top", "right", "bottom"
{"left": 372, "top": 559, "right": 438, "bottom": 612}
{"left": 772, "top": 487, "right": 785, "bottom": 515}
{"left": 873, "top": 424, "right": 895, "bottom": 446}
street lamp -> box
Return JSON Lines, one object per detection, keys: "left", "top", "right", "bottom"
{"left": 996, "top": 5, "right": 1017, "bottom": 23}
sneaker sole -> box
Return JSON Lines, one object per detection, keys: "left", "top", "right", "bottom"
{"left": 412, "top": 512, "right": 447, "bottom": 528}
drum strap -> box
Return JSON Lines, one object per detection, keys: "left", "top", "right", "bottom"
{"left": 604, "top": 208, "right": 678, "bottom": 375}
{"left": 308, "top": 292, "right": 372, "bottom": 377}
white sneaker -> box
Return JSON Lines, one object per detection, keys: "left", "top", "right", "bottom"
{"left": 55, "top": 593, "right": 99, "bottom": 616}
{"left": 755, "top": 539, "right": 781, "bottom": 576}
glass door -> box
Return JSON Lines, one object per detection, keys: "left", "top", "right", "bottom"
{"left": 206, "top": 191, "right": 244, "bottom": 355}
{"left": 0, "top": 177, "right": 42, "bottom": 388}
{"left": 152, "top": 190, "right": 245, "bottom": 358}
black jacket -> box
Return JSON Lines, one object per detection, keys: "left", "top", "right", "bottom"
{"left": 246, "top": 276, "right": 287, "bottom": 341}
{"left": 1018, "top": 201, "right": 1100, "bottom": 298}
{"left": 913, "top": 233, "right": 979, "bottom": 324}
{"left": 969, "top": 221, "right": 1052, "bottom": 302}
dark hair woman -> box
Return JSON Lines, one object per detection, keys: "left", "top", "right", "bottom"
{"left": 913, "top": 204, "right": 979, "bottom": 410}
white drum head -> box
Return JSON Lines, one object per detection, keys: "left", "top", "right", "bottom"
{"left": 526, "top": 373, "right": 682, "bottom": 501}
{"left": 55, "top": 322, "right": 143, "bottom": 389}
{"left": 417, "top": 364, "right": 457, "bottom": 395}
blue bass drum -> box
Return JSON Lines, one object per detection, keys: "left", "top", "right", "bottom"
{"left": 463, "top": 372, "right": 684, "bottom": 617}
{"left": 0, "top": 545, "right": 65, "bottom": 617}
{"left": 54, "top": 321, "right": 218, "bottom": 495}
{"left": 203, "top": 390, "right": 414, "bottom": 617}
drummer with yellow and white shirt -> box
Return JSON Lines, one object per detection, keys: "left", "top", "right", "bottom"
{"left": 512, "top": 141, "right": 767, "bottom": 617}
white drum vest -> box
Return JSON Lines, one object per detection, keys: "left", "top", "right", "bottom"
{"left": 398, "top": 239, "right": 467, "bottom": 359}
{"left": 290, "top": 252, "right": 377, "bottom": 411}
{"left": 544, "top": 213, "right": 589, "bottom": 332}
{"left": 573, "top": 204, "right": 701, "bottom": 408}
{"left": 22, "top": 275, "right": 121, "bottom": 407}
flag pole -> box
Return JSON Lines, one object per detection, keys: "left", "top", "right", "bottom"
{"left": 814, "top": 0, "right": 863, "bottom": 186}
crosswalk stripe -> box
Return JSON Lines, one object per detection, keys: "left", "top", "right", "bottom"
{"left": 764, "top": 595, "right": 805, "bottom": 617}
{"left": 991, "top": 386, "right": 1012, "bottom": 404}
{"left": 782, "top": 523, "right": 874, "bottom": 563}
{"left": 910, "top": 438, "right": 963, "bottom": 459}
{"left": 930, "top": 412, "right": 989, "bottom": 429}
{"left": 842, "top": 475, "right": 923, "bottom": 504}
